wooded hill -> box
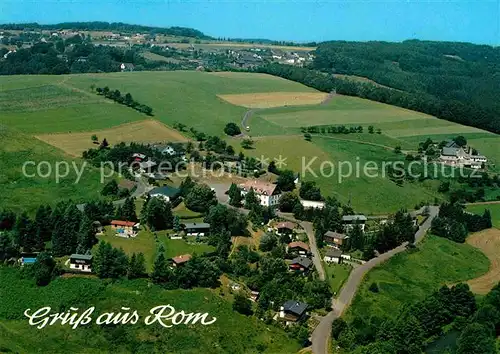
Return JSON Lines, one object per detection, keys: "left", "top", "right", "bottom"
{"left": 258, "top": 40, "right": 500, "bottom": 134}
{"left": 0, "top": 21, "right": 212, "bottom": 39}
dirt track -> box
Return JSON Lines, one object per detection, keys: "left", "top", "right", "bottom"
{"left": 467, "top": 228, "right": 500, "bottom": 294}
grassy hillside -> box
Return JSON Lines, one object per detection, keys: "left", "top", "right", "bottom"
{"left": 0, "top": 125, "right": 108, "bottom": 213}
{"left": 0, "top": 267, "right": 299, "bottom": 353}
{"left": 346, "top": 235, "right": 489, "bottom": 321}
{"left": 0, "top": 71, "right": 318, "bottom": 136}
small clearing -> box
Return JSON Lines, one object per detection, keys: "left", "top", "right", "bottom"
{"left": 466, "top": 228, "right": 500, "bottom": 294}
{"left": 36, "top": 120, "right": 187, "bottom": 156}
{"left": 218, "top": 92, "right": 329, "bottom": 108}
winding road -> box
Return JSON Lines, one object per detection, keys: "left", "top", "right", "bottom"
{"left": 310, "top": 205, "right": 439, "bottom": 354}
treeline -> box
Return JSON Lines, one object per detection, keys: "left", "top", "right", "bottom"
{"left": 0, "top": 38, "right": 167, "bottom": 75}
{"left": 333, "top": 283, "right": 495, "bottom": 353}
{"left": 0, "top": 22, "right": 211, "bottom": 39}
{"left": 301, "top": 125, "right": 382, "bottom": 135}
{"left": 256, "top": 63, "right": 500, "bottom": 134}
{"left": 431, "top": 202, "right": 492, "bottom": 243}
{"left": 94, "top": 86, "right": 153, "bottom": 115}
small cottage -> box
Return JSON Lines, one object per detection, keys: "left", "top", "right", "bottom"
{"left": 69, "top": 254, "right": 93, "bottom": 272}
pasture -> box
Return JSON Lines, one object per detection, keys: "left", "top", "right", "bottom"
{"left": 1, "top": 71, "right": 317, "bottom": 136}
{"left": 346, "top": 235, "right": 489, "bottom": 321}
{"left": 466, "top": 228, "right": 500, "bottom": 294}
{"left": 36, "top": 120, "right": 188, "bottom": 156}
{"left": 0, "top": 267, "right": 299, "bottom": 353}
{"left": 0, "top": 125, "right": 108, "bottom": 214}
{"left": 218, "top": 91, "right": 328, "bottom": 108}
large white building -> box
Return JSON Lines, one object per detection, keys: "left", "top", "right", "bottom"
{"left": 439, "top": 141, "right": 487, "bottom": 169}
{"left": 238, "top": 180, "right": 282, "bottom": 207}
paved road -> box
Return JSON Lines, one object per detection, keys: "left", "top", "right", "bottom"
{"left": 310, "top": 206, "right": 439, "bottom": 354}
{"left": 279, "top": 212, "right": 325, "bottom": 280}
{"left": 77, "top": 176, "right": 150, "bottom": 212}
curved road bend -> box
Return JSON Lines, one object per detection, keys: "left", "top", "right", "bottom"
{"left": 311, "top": 206, "right": 439, "bottom": 354}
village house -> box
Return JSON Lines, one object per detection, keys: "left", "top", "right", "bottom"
{"left": 439, "top": 141, "right": 487, "bottom": 169}
{"left": 324, "top": 231, "right": 348, "bottom": 248}
{"left": 132, "top": 153, "right": 146, "bottom": 162}
{"left": 138, "top": 160, "right": 157, "bottom": 173}
{"left": 287, "top": 241, "right": 310, "bottom": 255}
{"left": 148, "top": 186, "right": 181, "bottom": 203}
{"left": 289, "top": 256, "right": 313, "bottom": 273}
{"left": 249, "top": 290, "right": 260, "bottom": 302}
{"left": 276, "top": 221, "right": 295, "bottom": 235}
{"left": 120, "top": 63, "right": 135, "bottom": 72}
{"left": 324, "top": 249, "right": 343, "bottom": 264}
{"left": 342, "top": 215, "right": 367, "bottom": 231}
{"left": 238, "top": 180, "right": 282, "bottom": 207}
{"left": 183, "top": 222, "right": 210, "bottom": 236}
{"left": 278, "top": 300, "right": 308, "bottom": 325}
{"left": 93, "top": 221, "right": 104, "bottom": 235}
{"left": 69, "top": 254, "right": 93, "bottom": 273}
{"left": 171, "top": 254, "right": 192, "bottom": 267}
{"left": 110, "top": 220, "right": 139, "bottom": 237}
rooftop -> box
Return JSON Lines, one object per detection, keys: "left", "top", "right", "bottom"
{"left": 283, "top": 300, "right": 308, "bottom": 316}
{"left": 277, "top": 221, "right": 296, "bottom": 230}
{"left": 111, "top": 220, "right": 136, "bottom": 227}
{"left": 324, "top": 231, "right": 347, "bottom": 239}
{"left": 288, "top": 241, "right": 310, "bottom": 251}
{"left": 325, "top": 249, "right": 343, "bottom": 258}
{"left": 148, "top": 185, "right": 180, "bottom": 198}
{"left": 342, "top": 215, "right": 367, "bottom": 222}
{"left": 184, "top": 222, "right": 210, "bottom": 229}
{"left": 172, "top": 254, "right": 192, "bottom": 264}
{"left": 290, "top": 256, "right": 313, "bottom": 269}
{"left": 70, "top": 254, "right": 93, "bottom": 261}
{"left": 240, "top": 180, "right": 278, "bottom": 196}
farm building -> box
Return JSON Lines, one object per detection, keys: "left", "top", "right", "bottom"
{"left": 342, "top": 215, "right": 367, "bottom": 231}
{"left": 171, "top": 254, "right": 192, "bottom": 267}
{"left": 69, "top": 254, "right": 93, "bottom": 272}
{"left": 183, "top": 222, "right": 210, "bottom": 236}
{"left": 287, "top": 241, "right": 310, "bottom": 255}
{"left": 278, "top": 300, "right": 308, "bottom": 325}
{"left": 324, "top": 231, "right": 348, "bottom": 247}
{"left": 439, "top": 140, "right": 487, "bottom": 169}
{"left": 148, "top": 186, "right": 181, "bottom": 203}
{"left": 238, "top": 180, "right": 282, "bottom": 207}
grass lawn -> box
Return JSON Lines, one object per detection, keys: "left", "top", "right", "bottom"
{"left": 173, "top": 202, "right": 204, "bottom": 222}
{"left": 324, "top": 262, "right": 352, "bottom": 294}
{"left": 0, "top": 267, "right": 299, "bottom": 353}
{"left": 346, "top": 235, "right": 490, "bottom": 321}
{"left": 466, "top": 203, "right": 500, "bottom": 229}
{"left": 0, "top": 125, "right": 110, "bottom": 214}
{"left": 96, "top": 228, "right": 214, "bottom": 272}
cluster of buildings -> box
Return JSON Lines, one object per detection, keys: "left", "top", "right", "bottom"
{"left": 439, "top": 141, "right": 487, "bottom": 169}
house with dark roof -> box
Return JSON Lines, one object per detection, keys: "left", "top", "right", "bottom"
{"left": 289, "top": 256, "right": 313, "bottom": 272}
{"left": 183, "top": 222, "right": 210, "bottom": 236}
{"left": 279, "top": 300, "right": 308, "bottom": 324}
{"left": 324, "top": 249, "right": 343, "bottom": 264}
{"left": 324, "top": 231, "right": 348, "bottom": 247}
{"left": 70, "top": 254, "right": 93, "bottom": 272}
{"left": 148, "top": 186, "right": 180, "bottom": 203}
{"left": 342, "top": 215, "right": 367, "bottom": 231}
{"left": 439, "top": 140, "right": 487, "bottom": 169}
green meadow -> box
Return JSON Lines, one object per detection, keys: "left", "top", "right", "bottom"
{"left": 0, "top": 267, "right": 299, "bottom": 353}
{"left": 0, "top": 125, "right": 108, "bottom": 214}
{"left": 346, "top": 235, "right": 489, "bottom": 321}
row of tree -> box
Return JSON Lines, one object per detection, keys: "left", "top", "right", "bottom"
{"left": 94, "top": 86, "right": 153, "bottom": 115}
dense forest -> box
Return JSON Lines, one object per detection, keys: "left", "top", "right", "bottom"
{"left": 0, "top": 21, "right": 211, "bottom": 39}
{"left": 257, "top": 40, "right": 500, "bottom": 134}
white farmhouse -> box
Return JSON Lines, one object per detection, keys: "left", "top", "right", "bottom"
{"left": 238, "top": 180, "right": 282, "bottom": 207}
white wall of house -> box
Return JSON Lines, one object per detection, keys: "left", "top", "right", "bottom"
{"left": 149, "top": 194, "right": 171, "bottom": 203}
{"left": 70, "top": 263, "right": 92, "bottom": 272}
{"left": 324, "top": 255, "right": 341, "bottom": 264}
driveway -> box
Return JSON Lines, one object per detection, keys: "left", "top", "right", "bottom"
{"left": 310, "top": 206, "right": 439, "bottom": 354}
